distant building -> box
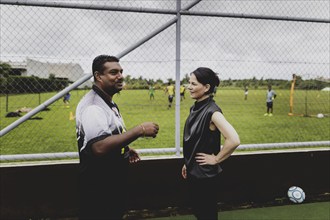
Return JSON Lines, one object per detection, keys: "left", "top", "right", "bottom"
{"left": 5, "top": 58, "right": 92, "bottom": 88}
{"left": 6, "top": 61, "right": 27, "bottom": 76}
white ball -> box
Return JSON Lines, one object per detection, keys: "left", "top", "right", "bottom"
{"left": 287, "top": 186, "right": 306, "bottom": 203}
{"left": 317, "top": 113, "right": 324, "bottom": 118}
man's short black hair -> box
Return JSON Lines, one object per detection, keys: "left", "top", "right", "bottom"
{"left": 92, "top": 55, "right": 119, "bottom": 75}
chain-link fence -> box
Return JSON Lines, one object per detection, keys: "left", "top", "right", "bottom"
{"left": 0, "top": 0, "right": 329, "bottom": 159}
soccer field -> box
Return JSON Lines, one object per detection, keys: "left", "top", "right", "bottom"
{"left": 147, "top": 201, "right": 330, "bottom": 220}
{"left": 0, "top": 89, "right": 329, "bottom": 155}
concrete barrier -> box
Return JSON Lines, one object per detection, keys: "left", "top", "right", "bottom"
{"left": 1, "top": 149, "right": 329, "bottom": 219}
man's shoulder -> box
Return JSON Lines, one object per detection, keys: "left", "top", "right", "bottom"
{"left": 77, "top": 91, "right": 104, "bottom": 108}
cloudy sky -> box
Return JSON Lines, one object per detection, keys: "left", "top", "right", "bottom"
{"left": 0, "top": 0, "right": 329, "bottom": 82}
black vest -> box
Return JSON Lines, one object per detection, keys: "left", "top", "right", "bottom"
{"left": 183, "top": 97, "right": 222, "bottom": 178}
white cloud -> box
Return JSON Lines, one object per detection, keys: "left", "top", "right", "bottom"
{"left": 0, "top": 1, "right": 329, "bottom": 81}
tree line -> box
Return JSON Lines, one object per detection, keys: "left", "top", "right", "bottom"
{"left": 1, "top": 62, "right": 328, "bottom": 94}
{"left": 124, "top": 74, "right": 329, "bottom": 91}
{"left": 0, "top": 62, "right": 70, "bottom": 94}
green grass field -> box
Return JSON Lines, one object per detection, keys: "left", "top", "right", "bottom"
{"left": 0, "top": 88, "right": 329, "bottom": 155}
{"left": 149, "top": 201, "right": 330, "bottom": 220}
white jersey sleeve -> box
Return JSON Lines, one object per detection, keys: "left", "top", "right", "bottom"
{"left": 81, "top": 105, "right": 110, "bottom": 142}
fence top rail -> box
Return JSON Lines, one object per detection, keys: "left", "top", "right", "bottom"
{"left": 0, "top": 141, "right": 329, "bottom": 163}
{"left": 181, "top": 11, "right": 330, "bottom": 23}
{"left": 1, "top": 0, "right": 329, "bottom": 23}
{"left": 0, "top": 146, "right": 329, "bottom": 168}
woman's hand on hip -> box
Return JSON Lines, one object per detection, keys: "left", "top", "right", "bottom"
{"left": 195, "top": 153, "right": 218, "bottom": 165}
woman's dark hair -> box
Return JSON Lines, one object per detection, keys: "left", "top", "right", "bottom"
{"left": 92, "top": 55, "right": 119, "bottom": 75}
{"left": 191, "top": 67, "right": 220, "bottom": 95}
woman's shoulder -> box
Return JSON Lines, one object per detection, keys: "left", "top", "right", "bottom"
{"left": 208, "top": 99, "right": 222, "bottom": 113}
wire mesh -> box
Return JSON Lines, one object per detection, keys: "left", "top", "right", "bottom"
{"left": 0, "top": 0, "right": 329, "bottom": 157}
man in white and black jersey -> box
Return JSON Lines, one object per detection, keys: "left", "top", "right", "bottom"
{"left": 76, "top": 55, "right": 159, "bottom": 220}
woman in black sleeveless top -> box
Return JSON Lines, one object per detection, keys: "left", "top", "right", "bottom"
{"left": 182, "top": 67, "right": 240, "bottom": 220}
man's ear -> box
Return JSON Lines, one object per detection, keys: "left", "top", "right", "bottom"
{"left": 94, "top": 71, "right": 102, "bottom": 82}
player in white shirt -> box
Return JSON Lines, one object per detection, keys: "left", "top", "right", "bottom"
{"left": 76, "top": 55, "right": 159, "bottom": 220}
{"left": 264, "top": 85, "right": 277, "bottom": 116}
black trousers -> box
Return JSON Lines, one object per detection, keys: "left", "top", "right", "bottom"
{"left": 187, "top": 175, "right": 220, "bottom": 220}
{"left": 79, "top": 159, "right": 129, "bottom": 220}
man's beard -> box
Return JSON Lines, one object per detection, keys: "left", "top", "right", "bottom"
{"left": 105, "top": 84, "right": 122, "bottom": 96}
